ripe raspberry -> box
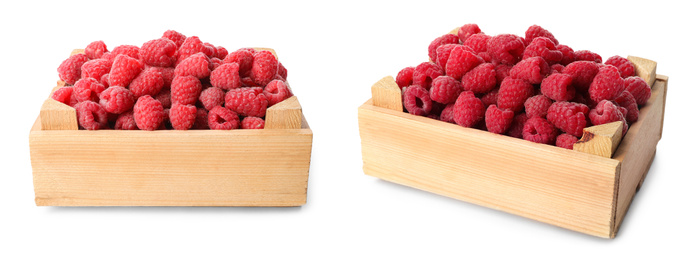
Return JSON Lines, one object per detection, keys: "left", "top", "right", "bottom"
{"left": 162, "top": 30, "right": 186, "bottom": 47}
{"left": 429, "top": 76, "right": 462, "bottom": 104}
{"left": 435, "top": 44, "right": 459, "bottom": 68}
{"left": 403, "top": 85, "right": 432, "bottom": 116}
{"left": 140, "top": 38, "right": 178, "bottom": 67}
{"left": 446, "top": 46, "right": 484, "bottom": 80}
{"left": 574, "top": 50, "right": 602, "bottom": 63}
{"left": 413, "top": 62, "right": 444, "bottom": 90}
{"left": 199, "top": 86, "right": 225, "bottom": 111}
{"left": 208, "top": 57, "right": 223, "bottom": 71}
{"left": 453, "top": 91, "right": 485, "bottom": 127}
{"left": 497, "top": 78, "right": 534, "bottom": 113}
{"left": 556, "top": 133, "right": 578, "bottom": 149}
{"left": 111, "top": 45, "right": 140, "bottom": 60}
{"left": 485, "top": 104, "right": 514, "bottom": 134}
{"left": 241, "top": 116, "right": 265, "bottom": 129}
{"left": 463, "top": 33, "right": 491, "bottom": 54}
{"left": 277, "top": 62, "right": 288, "bottom": 80}
{"left": 456, "top": 24, "right": 480, "bottom": 41}
{"left": 210, "top": 62, "right": 241, "bottom": 90}
{"left": 203, "top": 42, "right": 217, "bottom": 58}
{"left": 225, "top": 87, "right": 268, "bottom": 117}
{"left": 557, "top": 44, "right": 575, "bottom": 66}
{"left": 540, "top": 73, "right": 575, "bottom": 101}
{"left": 160, "top": 67, "right": 175, "bottom": 88}
{"left": 494, "top": 64, "right": 512, "bottom": 83}
{"left": 215, "top": 46, "right": 228, "bottom": 60}
{"left": 109, "top": 54, "right": 144, "bottom": 87}
{"left": 551, "top": 64, "right": 564, "bottom": 74}
{"left": 523, "top": 37, "right": 563, "bottom": 64}
{"left": 154, "top": 87, "right": 172, "bottom": 109}
{"left": 75, "top": 101, "right": 109, "bottom": 130}
{"left": 524, "top": 94, "right": 552, "bottom": 118}
{"left": 176, "top": 36, "right": 206, "bottom": 64}
{"left": 507, "top": 113, "right": 528, "bottom": 138}
{"left": 99, "top": 86, "right": 135, "bottom": 114}
{"left": 396, "top": 66, "right": 415, "bottom": 89}
{"left": 100, "top": 73, "right": 110, "bottom": 88}
{"left": 51, "top": 86, "right": 78, "bottom": 107}
{"left": 208, "top": 106, "right": 240, "bottom": 130}
{"left": 563, "top": 61, "right": 600, "bottom": 93}
{"left": 589, "top": 100, "right": 626, "bottom": 126}
{"left": 73, "top": 77, "right": 106, "bottom": 103}
{"left": 546, "top": 101, "right": 589, "bottom": 137}
{"left": 170, "top": 103, "right": 197, "bottom": 130}
{"left": 462, "top": 63, "right": 496, "bottom": 94}
{"left": 250, "top": 50, "right": 279, "bottom": 86}
{"left": 81, "top": 59, "right": 111, "bottom": 81}
{"left": 428, "top": 33, "right": 459, "bottom": 62}
{"left": 522, "top": 117, "right": 558, "bottom": 144}
{"left": 604, "top": 55, "right": 635, "bottom": 78}
{"left": 129, "top": 67, "right": 164, "bottom": 97}
{"left": 509, "top": 56, "right": 550, "bottom": 85}
{"left": 133, "top": 95, "right": 165, "bottom": 131}
{"left": 524, "top": 25, "right": 559, "bottom": 46}
{"left": 614, "top": 90, "right": 639, "bottom": 123}
{"left": 171, "top": 75, "right": 202, "bottom": 105}
{"left": 240, "top": 77, "right": 258, "bottom": 88}
{"left": 263, "top": 79, "right": 293, "bottom": 106}
{"left": 115, "top": 111, "right": 137, "bottom": 130}
{"left": 192, "top": 108, "right": 209, "bottom": 129}
{"left": 439, "top": 103, "right": 456, "bottom": 123}
{"left": 624, "top": 76, "right": 651, "bottom": 105}
{"left": 175, "top": 53, "right": 210, "bottom": 79}
{"left": 223, "top": 49, "right": 254, "bottom": 77}
{"left": 57, "top": 53, "right": 89, "bottom": 85}
{"left": 487, "top": 34, "right": 525, "bottom": 65}
{"left": 85, "top": 41, "right": 108, "bottom": 60}
{"left": 480, "top": 87, "right": 499, "bottom": 107}
{"left": 589, "top": 65, "right": 625, "bottom": 101}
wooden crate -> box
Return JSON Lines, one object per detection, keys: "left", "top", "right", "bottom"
{"left": 358, "top": 56, "right": 667, "bottom": 238}
{"left": 29, "top": 48, "right": 313, "bottom": 207}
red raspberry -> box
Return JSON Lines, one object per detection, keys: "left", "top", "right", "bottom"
{"left": 487, "top": 34, "right": 525, "bottom": 65}
{"left": 462, "top": 63, "right": 496, "bottom": 94}
{"left": 225, "top": 87, "right": 268, "bottom": 117}
{"left": 199, "top": 86, "right": 225, "bottom": 111}
{"left": 604, "top": 55, "right": 635, "bottom": 78}
{"left": 81, "top": 59, "right": 111, "bottom": 81}
{"left": 162, "top": 30, "right": 186, "bottom": 47}
{"left": 589, "top": 100, "right": 626, "bottom": 126}
{"left": 480, "top": 87, "right": 499, "bottom": 107}
{"left": 614, "top": 90, "right": 639, "bottom": 123}
{"left": 509, "top": 56, "right": 550, "bottom": 84}
{"left": 154, "top": 87, "right": 172, "bottom": 109}
{"left": 133, "top": 95, "right": 165, "bottom": 131}
{"left": 250, "top": 50, "right": 279, "bottom": 86}
{"left": 99, "top": 86, "right": 135, "bottom": 114}
{"left": 446, "top": 46, "right": 483, "bottom": 80}
{"left": 203, "top": 42, "right": 217, "bottom": 58}
{"left": 100, "top": 73, "right": 110, "bottom": 88}
{"left": 494, "top": 64, "right": 512, "bottom": 83}
{"left": 540, "top": 73, "right": 575, "bottom": 101}
{"left": 624, "top": 76, "right": 651, "bottom": 106}
{"left": 523, "top": 37, "right": 563, "bottom": 64}
{"left": 396, "top": 66, "right": 415, "bottom": 89}
{"left": 57, "top": 53, "right": 89, "bottom": 85}
{"left": 215, "top": 46, "right": 228, "bottom": 60}
{"left": 51, "top": 86, "right": 78, "bottom": 107}
{"left": 462, "top": 33, "right": 491, "bottom": 54}
{"left": 159, "top": 67, "right": 175, "bottom": 88}
{"left": 546, "top": 101, "right": 589, "bottom": 137}
{"left": 115, "top": 111, "right": 137, "bottom": 130}
{"left": 453, "top": 91, "right": 485, "bottom": 127}
{"left": 524, "top": 94, "right": 552, "bottom": 118}
{"left": 574, "top": 50, "right": 602, "bottom": 63}
{"left": 171, "top": 75, "right": 202, "bottom": 105}
{"left": 457, "top": 24, "right": 482, "bottom": 43}
{"left": 550, "top": 64, "right": 564, "bottom": 74}
{"left": 429, "top": 76, "right": 462, "bottom": 104}
{"left": 209, "top": 57, "right": 223, "bottom": 71}
{"left": 241, "top": 117, "right": 265, "bottom": 129}
{"left": 192, "top": 108, "right": 209, "bottom": 129}
{"left": 240, "top": 77, "right": 258, "bottom": 88}
{"left": 497, "top": 78, "right": 534, "bottom": 113}
{"left": 263, "top": 80, "right": 293, "bottom": 106}
{"left": 563, "top": 61, "right": 600, "bottom": 93}
{"left": 73, "top": 77, "right": 106, "bottom": 103}
{"left": 524, "top": 25, "right": 559, "bottom": 46}
{"left": 223, "top": 49, "right": 254, "bottom": 77}
{"left": 170, "top": 103, "right": 197, "bottom": 130}
{"left": 140, "top": 38, "right": 178, "bottom": 67}
{"left": 403, "top": 85, "right": 432, "bottom": 116}
{"left": 175, "top": 52, "right": 210, "bottom": 79}
{"left": 556, "top": 133, "right": 578, "bottom": 149}
{"left": 428, "top": 33, "right": 459, "bottom": 62}
{"left": 439, "top": 103, "right": 456, "bottom": 123}
{"left": 507, "top": 113, "right": 528, "bottom": 138}
{"left": 75, "top": 101, "right": 109, "bottom": 130}
{"left": 557, "top": 44, "right": 575, "bottom": 66}
{"left": 210, "top": 62, "right": 241, "bottom": 90}
{"left": 413, "top": 62, "right": 444, "bottom": 90}
{"left": 109, "top": 54, "right": 144, "bottom": 87}
{"left": 129, "top": 67, "right": 164, "bottom": 98}
{"left": 589, "top": 65, "right": 625, "bottom": 101}
{"left": 485, "top": 104, "right": 514, "bottom": 134}
{"left": 176, "top": 36, "right": 205, "bottom": 64}
{"left": 208, "top": 106, "right": 240, "bottom": 130}
{"left": 111, "top": 45, "right": 140, "bottom": 60}
{"left": 85, "top": 41, "right": 108, "bottom": 60}
{"left": 277, "top": 62, "right": 288, "bottom": 80}
{"left": 522, "top": 117, "right": 558, "bottom": 144}
{"left": 435, "top": 44, "right": 459, "bottom": 68}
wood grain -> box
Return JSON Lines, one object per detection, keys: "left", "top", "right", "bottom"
{"left": 265, "top": 96, "right": 303, "bottom": 129}
{"left": 370, "top": 76, "right": 402, "bottom": 112}
{"left": 628, "top": 56, "right": 657, "bottom": 87}
{"left": 573, "top": 121, "right": 623, "bottom": 158}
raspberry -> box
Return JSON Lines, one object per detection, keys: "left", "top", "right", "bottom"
{"left": 277, "top": 62, "right": 288, "bottom": 80}
{"left": 524, "top": 25, "right": 559, "bottom": 46}
{"left": 429, "top": 76, "right": 462, "bottom": 104}
{"left": 199, "top": 86, "right": 225, "bottom": 111}
{"left": 163, "top": 30, "right": 186, "bottom": 47}
{"left": 109, "top": 54, "right": 144, "bottom": 87}
{"left": 604, "top": 55, "right": 635, "bottom": 78}
{"left": 487, "top": 34, "right": 525, "bottom": 65}
{"left": 133, "top": 95, "right": 165, "bottom": 131}
{"left": 522, "top": 37, "right": 563, "bottom": 64}
{"left": 589, "top": 65, "right": 625, "bottom": 101}
{"left": 225, "top": 87, "right": 268, "bottom": 117}
{"left": 129, "top": 67, "right": 164, "bottom": 98}
{"left": 574, "top": 50, "right": 602, "bottom": 63}
{"left": 624, "top": 76, "right": 651, "bottom": 105}
{"left": 161, "top": 108, "right": 171, "bottom": 129}
{"left": 208, "top": 106, "right": 240, "bottom": 130}
{"left": 154, "top": 88, "right": 172, "bottom": 109}
{"left": 428, "top": 33, "right": 459, "bottom": 62}
{"left": 614, "top": 90, "right": 639, "bottom": 123}
{"left": 439, "top": 103, "right": 456, "bottom": 123}
{"left": 494, "top": 64, "right": 512, "bottom": 83}
{"left": 413, "top": 62, "right": 444, "bottom": 90}
{"left": 396, "top": 66, "right": 415, "bottom": 89}
{"left": 589, "top": 100, "right": 626, "bottom": 127}
{"left": 203, "top": 42, "right": 217, "bottom": 58}
{"left": 550, "top": 64, "right": 564, "bottom": 74}
{"left": 140, "top": 38, "right": 178, "bottom": 67}
{"left": 453, "top": 91, "right": 485, "bottom": 127}
{"left": 240, "top": 77, "right": 258, "bottom": 88}
{"left": 540, "top": 73, "right": 575, "bottom": 101}
{"left": 111, "top": 45, "right": 140, "bottom": 60}
{"left": 57, "top": 53, "right": 89, "bottom": 85}
{"left": 210, "top": 62, "right": 241, "bottom": 90}
{"left": 171, "top": 75, "right": 202, "bottom": 105}
{"left": 160, "top": 67, "right": 175, "bottom": 88}
{"left": 85, "top": 41, "right": 108, "bottom": 60}
{"left": 524, "top": 94, "right": 552, "bottom": 118}
{"left": 208, "top": 57, "right": 223, "bottom": 71}
{"left": 73, "top": 77, "right": 106, "bottom": 103}
{"left": 485, "top": 104, "right": 514, "bottom": 134}
{"left": 75, "top": 101, "right": 109, "bottom": 130}
{"left": 170, "top": 103, "right": 197, "bottom": 130}
{"left": 51, "top": 86, "right": 78, "bottom": 107}
{"left": 463, "top": 33, "right": 491, "bottom": 54}
{"left": 497, "top": 78, "right": 534, "bottom": 113}
{"left": 81, "top": 59, "right": 111, "bottom": 81}
{"left": 480, "top": 87, "right": 499, "bottom": 107}
{"left": 509, "top": 56, "right": 550, "bottom": 85}
{"left": 446, "top": 46, "right": 484, "bottom": 80}
{"left": 507, "top": 113, "right": 528, "bottom": 138}
{"left": 462, "top": 63, "right": 496, "bottom": 94}
{"left": 175, "top": 52, "right": 210, "bottom": 79}
{"left": 563, "top": 61, "right": 600, "bottom": 93}
{"left": 556, "top": 133, "right": 578, "bottom": 149}
{"left": 263, "top": 79, "right": 293, "bottom": 106}
{"left": 100, "top": 73, "right": 110, "bottom": 88}
{"left": 223, "top": 49, "right": 254, "bottom": 77}
{"left": 99, "top": 86, "right": 135, "bottom": 114}
{"left": 403, "top": 85, "right": 432, "bottom": 116}
{"left": 241, "top": 116, "right": 265, "bottom": 129}
{"left": 215, "top": 46, "right": 228, "bottom": 60}
{"left": 557, "top": 44, "right": 575, "bottom": 66}
{"left": 115, "top": 111, "right": 137, "bottom": 130}
{"left": 176, "top": 36, "right": 206, "bottom": 64}
{"left": 250, "top": 50, "right": 279, "bottom": 86}
{"left": 434, "top": 44, "right": 459, "bottom": 68}
{"left": 546, "top": 101, "right": 589, "bottom": 137}
{"left": 192, "top": 108, "right": 209, "bottom": 129}
{"left": 457, "top": 24, "right": 482, "bottom": 42}
{"left": 522, "top": 117, "right": 558, "bottom": 144}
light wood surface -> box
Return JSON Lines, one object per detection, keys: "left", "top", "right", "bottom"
{"left": 573, "top": 121, "right": 623, "bottom": 158}
{"left": 627, "top": 56, "right": 657, "bottom": 87}
{"left": 370, "top": 76, "right": 403, "bottom": 112}
{"left": 265, "top": 96, "right": 303, "bottom": 129}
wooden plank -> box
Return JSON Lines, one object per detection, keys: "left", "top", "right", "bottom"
{"left": 370, "top": 76, "right": 402, "bottom": 111}
{"left": 40, "top": 98, "right": 78, "bottom": 130}
{"left": 265, "top": 96, "right": 302, "bottom": 129}
{"left": 628, "top": 56, "right": 657, "bottom": 87}
{"left": 573, "top": 121, "right": 623, "bottom": 158}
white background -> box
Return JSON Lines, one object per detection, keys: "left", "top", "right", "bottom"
{"left": 1, "top": 0, "right": 692, "bottom": 259}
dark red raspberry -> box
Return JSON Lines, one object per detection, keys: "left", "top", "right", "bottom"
{"left": 277, "top": 62, "right": 288, "bottom": 80}
{"left": 487, "top": 34, "right": 525, "bottom": 65}
{"left": 524, "top": 25, "right": 559, "bottom": 46}
{"left": 485, "top": 104, "right": 514, "bottom": 134}
{"left": 624, "top": 76, "right": 651, "bottom": 106}
{"left": 109, "top": 54, "right": 144, "bottom": 87}
{"left": 192, "top": 108, "right": 209, "bottom": 129}
{"left": 264, "top": 80, "right": 293, "bottom": 106}
{"left": 250, "top": 50, "right": 279, "bottom": 86}
{"left": 589, "top": 65, "right": 625, "bottom": 101}
{"left": 428, "top": 33, "right": 459, "bottom": 62}
{"left": 557, "top": 44, "right": 575, "bottom": 66}
{"left": 154, "top": 87, "right": 172, "bottom": 109}
{"left": 176, "top": 36, "right": 205, "bottom": 64}
{"left": 551, "top": 64, "right": 564, "bottom": 74}
{"left": 171, "top": 75, "right": 202, "bottom": 105}
{"left": 57, "top": 53, "right": 89, "bottom": 85}
{"left": 546, "top": 101, "right": 589, "bottom": 137}
{"left": 170, "top": 103, "right": 197, "bottom": 130}
{"left": 133, "top": 95, "right": 165, "bottom": 131}
{"left": 523, "top": 37, "right": 563, "bottom": 64}
{"left": 480, "top": 87, "right": 499, "bottom": 107}
{"left": 240, "top": 77, "right": 258, "bottom": 88}
{"left": 51, "top": 86, "right": 78, "bottom": 107}
{"left": 541, "top": 73, "right": 575, "bottom": 101}
{"left": 115, "top": 111, "right": 137, "bottom": 130}
{"left": 403, "top": 85, "right": 432, "bottom": 116}
{"left": 396, "top": 66, "right": 415, "bottom": 89}
{"left": 477, "top": 52, "right": 492, "bottom": 63}
{"left": 563, "top": 61, "right": 600, "bottom": 93}
{"left": 199, "top": 86, "right": 225, "bottom": 111}
{"left": 507, "top": 113, "right": 528, "bottom": 138}
{"left": 85, "top": 40, "right": 108, "bottom": 60}
{"left": 494, "top": 64, "right": 512, "bottom": 83}
{"left": 225, "top": 87, "right": 268, "bottom": 117}
{"left": 75, "top": 101, "right": 109, "bottom": 130}
{"left": 129, "top": 67, "right": 164, "bottom": 98}
{"left": 429, "top": 76, "right": 462, "bottom": 104}
{"left": 604, "top": 55, "right": 635, "bottom": 78}
{"left": 439, "top": 103, "right": 456, "bottom": 123}
{"left": 457, "top": 24, "right": 482, "bottom": 43}
{"left": 208, "top": 106, "right": 240, "bottom": 130}
{"left": 175, "top": 52, "right": 210, "bottom": 79}
{"left": 522, "top": 117, "right": 558, "bottom": 144}
{"left": 215, "top": 46, "right": 228, "bottom": 60}
{"left": 435, "top": 44, "right": 460, "bottom": 68}
{"left": 162, "top": 30, "right": 186, "bottom": 47}
{"left": 589, "top": 100, "right": 626, "bottom": 126}
{"left": 556, "top": 133, "right": 578, "bottom": 149}
{"left": 413, "top": 62, "right": 444, "bottom": 90}
{"left": 614, "top": 90, "right": 639, "bottom": 123}
{"left": 210, "top": 62, "right": 241, "bottom": 90}
{"left": 524, "top": 95, "right": 553, "bottom": 118}
{"left": 509, "top": 56, "right": 550, "bottom": 84}
{"left": 463, "top": 33, "right": 491, "bottom": 54}
{"left": 140, "top": 38, "right": 178, "bottom": 67}
{"left": 81, "top": 59, "right": 111, "bottom": 81}
{"left": 73, "top": 77, "right": 106, "bottom": 103}
{"left": 99, "top": 86, "right": 135, "bottom": 114}
{"left": 223, "top": 49, "right": 254, "bottom": 77}
{"left": 462, "top": 63, "right": 496, "bottom": 94}
{"left": 574, "top": 50, "right": 602, "bottom": 63}
{"left": 241, "top": 117, "right": 265, "bottom": 129}
{"left": 203, "top": 42, "right": 217, "bottom": 58}
{"left": 111, "top": 45, "right": 140, "bottom": 60}
{"left": 453, "top": 91, "right": 485, "bottom": 127}
{"left": 446, "top": 46, "right": 484, "bottom": 80}
{"left": 497, "top": 78, "right": 534, "bottom": 113}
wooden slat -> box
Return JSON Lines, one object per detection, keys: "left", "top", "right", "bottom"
{"left": 628, "top": 56, "right": 657, "bottom": 87}
{"left": 573, "top": 121, "right": 624, "bottom": 158}
{"left": 265, "top": 96, "right": 303, "bottom": 129}
{"left": 370, "top": 76, "right": 402, "bottom": 112}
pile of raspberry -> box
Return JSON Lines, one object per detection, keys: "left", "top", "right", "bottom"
{"left": 397, "top": 24, "right": 652, "bottom": 149}
{"left": 54, "top": 30, "right": 292, "bottom": 130}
